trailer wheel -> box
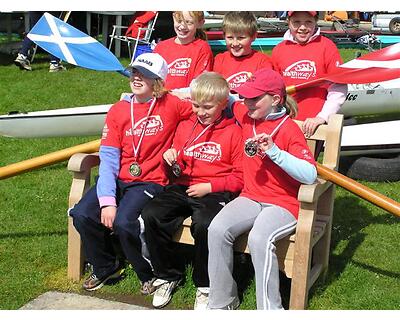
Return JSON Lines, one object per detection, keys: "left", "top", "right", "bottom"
{"left": 339, "top": 153, "right": 400, "bottom": 182}
{"left": 389, "top": 17, "right": 400, "bottom": 34}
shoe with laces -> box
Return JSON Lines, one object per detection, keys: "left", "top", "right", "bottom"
{"left": 82, "top": 261, "right": 124, "bottom": 291}
{"left": 194, "top": 287, "right": 209, "bottom": 310}
{"left": 152, "top": 278, "right": 181, "bottom": 308}
{"left": 140, "top": 277, "right": 156, "bottom": 295}
{"left": 14, "top": 53, "right": 32, "bottom": 71}
{"left": 49, "top": 62, "right": 66, "bottom": 72}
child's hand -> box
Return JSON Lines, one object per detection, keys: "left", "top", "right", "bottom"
{"left": 254, "top": 133, "right": 274, "bottom": 152}
{"left": 302, "top": 117, "right": 325, "bottom": 137}
{"left": 101, "top": 206, "right": 117, "bottom": 229}
{"left": 186, "top": 183, "right": 212, "bottom": 198}
{"left": 163, "top": 148, "right": 178, "bottom": 166}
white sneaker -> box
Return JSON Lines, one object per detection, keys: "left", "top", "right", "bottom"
{"left": 14, "top": 53, "right": 32, "bottom": 71}
{"left": 194, "top": 287, "right": 209, "bottom": 310}
{"left": 49, "top": 62, "right": 66, "bottom": 72}
{"left": 152, "top": 278, "right": 181, "bottom": 308}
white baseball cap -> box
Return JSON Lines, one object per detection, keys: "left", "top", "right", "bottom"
{"left": 127, "top": 52, "right": 168, "bottom": 80}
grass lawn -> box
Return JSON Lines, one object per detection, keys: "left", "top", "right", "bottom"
{"left": 0, "top": 48, "right": 399, "bottom": 310}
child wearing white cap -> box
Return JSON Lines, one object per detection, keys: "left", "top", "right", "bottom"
{"left": 69, "top": 52, "right": 192, "bottom": 295}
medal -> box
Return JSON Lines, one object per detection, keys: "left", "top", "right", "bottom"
{"left": 171, "top": 162, "right": 182, "bottom": 177}
{"left": 128, "top": 97, "right": 157, "bottom": 179}
{"left": 244, "top": 139, "right": 258, "bottom": 157}
{"left": 129, "top": 162, "right": 142, "bottom": 177}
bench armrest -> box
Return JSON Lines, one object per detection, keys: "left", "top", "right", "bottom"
{"left": 298, "top": 178, "right": 332, "bottom": 204}
{"left": 68, "top": 152, "right": 100, "bottom": 173}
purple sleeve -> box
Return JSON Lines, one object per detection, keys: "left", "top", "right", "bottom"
{"left": 96, "top": 145, "right": 121, "bottom": 207}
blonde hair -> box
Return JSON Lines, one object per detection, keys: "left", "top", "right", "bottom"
{"left": 222, "top": 11, "right": 258, "bottom": 37}
{"left": 284, "top": 95, "right": 298, "bottom": 118}
{"left": 190, "top": 72, "right": 230, "bottom": 105}
{"left": 173, "top": 11, "right": 207, "bottom": 40}
{"left": 152, "top": 78, "right": 168, "bottom": 99}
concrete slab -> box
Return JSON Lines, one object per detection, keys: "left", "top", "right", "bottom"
{"left": 20, "top": 291, "right": 149, "bottom": 310}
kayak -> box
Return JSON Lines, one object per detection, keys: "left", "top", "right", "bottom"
{"left": 0, "top": 104, "right": 111, "bottom": 138}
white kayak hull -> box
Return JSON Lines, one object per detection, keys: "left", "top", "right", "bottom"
{"left": 341, "top": 120, "right": 400, "bottom": 156}
{"left": 0, "top": 104, "right": 111, "bottom": 138}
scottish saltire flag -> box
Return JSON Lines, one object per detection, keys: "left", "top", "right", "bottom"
{"left": 27, "top": 12, "right": 124, "bottom": 71}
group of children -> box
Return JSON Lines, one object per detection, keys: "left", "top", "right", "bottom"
{"left": 70, "top": 10, "right": 345, "bottom": 310}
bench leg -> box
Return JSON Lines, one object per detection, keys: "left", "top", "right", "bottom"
{"left": 67, "top": 216, "right": 84, "bottom": 281}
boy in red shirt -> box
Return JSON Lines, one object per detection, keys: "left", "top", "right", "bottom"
{"left": 207, "top": 69, "right": 317, "bottom": 310}
{"left": 153, "top": 11, "right": 213, "bottom": 90}
{"left": 141, "top": 72, "right": 243, "bottom": 310}
{"left": 272, "top": 11, "right": 347, "bottom": 136}
{"left": 213, "top": 11, "right": 273, "bottom": 91}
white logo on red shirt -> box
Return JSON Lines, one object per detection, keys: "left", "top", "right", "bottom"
{"left": 101, "top": 124, "right": 109, "bottom": 139}
{"left": 226, "top": 71, "right": 252, "bottom": 89}
{"left": 301, "top": 148, "right": 313, "bottom": 160}
{"left": 168, "top": 58, "right": 192, "bottom": 77}
{"left": 283, "top": 60, "right": 316, "bottom": 80}
{"left": 184, "top": 142, "right": 221, "bottom": 163}
{"left": 125, "top": 115, "right": 164, "bottom": 137}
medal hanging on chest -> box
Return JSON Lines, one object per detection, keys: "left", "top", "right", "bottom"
{"left": 172, "top": 119, "right": 214, "bottom": 177}
{"left": 128, "top": 98, "right": 156, "bottom": 177}
{"left": 129, "top": 162, "right": 142, "bottom": 177}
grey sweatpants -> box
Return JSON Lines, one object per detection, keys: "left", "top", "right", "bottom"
{"left": 207, "top": 196, "right": 296, "bottom": 310}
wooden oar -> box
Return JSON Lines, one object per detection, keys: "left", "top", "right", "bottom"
{"left": 317, "top": 163, "right": 400, "bottom": 218}
{"left": 1, "top": 138, "right": 399, "bottom": 218}
{"left": 0, "top": 139, "right": 100, "bottom": 180}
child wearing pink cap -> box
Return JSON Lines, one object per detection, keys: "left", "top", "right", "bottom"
{"left": 207, "top": 68, "right": 317, "bottom": 310}
{"left": 272, "top": 11, "right": 347, "bottom": 137}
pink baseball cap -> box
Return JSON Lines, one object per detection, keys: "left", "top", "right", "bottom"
{"left": 288, "top": 11, "right": 318, "bottom": 17}
{"left": 232, "top": 68, "right": 286, "bottom": 103}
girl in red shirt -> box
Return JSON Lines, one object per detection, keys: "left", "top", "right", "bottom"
{"left": 207, "top": 69, "right": 317, "bottom": 310}
{"left": 153, "top": 11, "right": 213, "bottom": 90}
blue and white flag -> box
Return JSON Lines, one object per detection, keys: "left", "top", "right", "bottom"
{"left": 27, "top": 12, "right": 124, "bottom": 72}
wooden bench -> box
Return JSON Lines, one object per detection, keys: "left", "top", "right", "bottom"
{"left": 67, "top": 113, "right": 344, "bottom": 310}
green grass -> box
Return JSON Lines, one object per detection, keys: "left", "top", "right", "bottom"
{"left": 1, "top": 49, "right": 399, "bottom": 310}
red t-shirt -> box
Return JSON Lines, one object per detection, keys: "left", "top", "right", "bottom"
{"left": 170, "top": 114, "right": 243, "bottom": 193}
{"left": 213, "top": 50, "right": 273, "bottom": 90}
{"left": 272, "top": 35, "right": 342, "bottom": 120}
{"left": 101, "top": 94, "right": 192, "bottom": 185}
{"left": 233, "top": 103, "right": 316, "bottom": 218}
{"left": 154, "top": 37, "right": 214, "bottom": 90}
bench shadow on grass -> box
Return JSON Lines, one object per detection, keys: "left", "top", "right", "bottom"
{"left": 308, "top": 194, "right": 400, "bottom": 300}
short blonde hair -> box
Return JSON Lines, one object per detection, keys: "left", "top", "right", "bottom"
{"left": 173, "top": 11, "right": 207, "bottom": 40}
{"left": 222, "top": 11, "right": 258, "bottom": 37}
{"left": 190, "top": 72, "right": 230, "bottom": 105}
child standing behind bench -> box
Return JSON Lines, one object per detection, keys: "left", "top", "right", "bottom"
{"left": 141, "top": 72, "right": 243, "bottom": 310}
{"left": 69, "top": 53, "right": 192, "bottom": 295}
{"left": 213, "top": 11, "right": 273, "bottom": 91}
{"left": 154, "top": 11, "right": 213, "bottom": 90}
{"left": 207, "top": 69, "right": 317, "bottom": 310}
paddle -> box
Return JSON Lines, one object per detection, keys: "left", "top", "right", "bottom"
{"left": 0, "top": 139, "right": 399, "bottom": 218}
{"left": 27, "top": 12, "right": 130, "bottom": 77}
{"left": 286, "top": 42, "right": 400, "bottom": 94}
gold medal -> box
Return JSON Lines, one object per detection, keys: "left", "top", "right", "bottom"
{"left": 244, "top": 139, "right": 258, "bottom": 157}
{"left": 129, "top": 162, "right": 142, "bottom": 177}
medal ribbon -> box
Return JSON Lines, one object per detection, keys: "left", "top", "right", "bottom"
{"left": 252, "top": 115, "right": 289, "bottom": 138}
{"left": 130, "top": 97, "right": 157, "bottom": 161}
